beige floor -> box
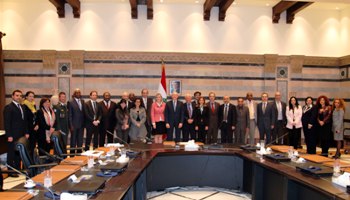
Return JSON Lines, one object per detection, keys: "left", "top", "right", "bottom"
{"left": 147, "top": 187, "right": 251, "bottom": 200}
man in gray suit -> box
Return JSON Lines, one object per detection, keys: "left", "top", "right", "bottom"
{"left": 257, "top": 92, "right": 275, "bottom": 145}
{"left": 244, "top": 92, "right": 257, "bottom": 145}
{"left": 271, "top": 91, "right": 287, "bottom": 145}
{"left": 69, "top": 88, "right": 85, "bottom": 154}
{"left": 206, "top": 92, "right": 220, "bottom": 144}
{"left": 236, "top": 97, "right": 250, "bottom": 144}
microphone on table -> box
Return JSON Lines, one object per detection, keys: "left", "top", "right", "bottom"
{"left": 265, "top": 131, "right": 290, "bottom": 148}
{"left": 59, "top": 130, "right": 66, "bottom": 136}
{"left": 106, "top": 130, "right": 130, "bottom": 149}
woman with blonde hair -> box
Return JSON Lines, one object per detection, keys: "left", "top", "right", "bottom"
{"left": 151, "top": 93, "right": 166, "bottom": 143}
{"left": 332, "top": 98, "right": 345, "bottom": 158}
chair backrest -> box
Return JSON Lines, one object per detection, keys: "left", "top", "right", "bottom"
{"left": 51, "top": 131, "right": 67, "bottom": 158}
{"left": 16, "top": 136, "right": 38, "bottom": 177}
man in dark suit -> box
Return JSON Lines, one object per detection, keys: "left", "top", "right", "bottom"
{"left": 99, "top": 92, "right": 117, "bottom": 146}
{"left": 183, "top": 93, "right": 196, "bottom": 141}
{"left": 120, "top": 91, "right": 134, "bottom": 110}
{"left": 141, "top": 88, "right": 153, "bottom": 139}
{"left": 165, "top": 92, "right": 184, "bottom": 142}
{"left": 206, "top": 92, "right": 220, "bottom": 144}
{"left": 69, "top": 88, "right": 85, "bottom": 154}
{"left": 236, "top": 97, "right": 250, "bottom": 144}
{"left": 53, "top": 92, "right": 69, "bottom": 146}
{"left": 218, "top": 96, "right": 237, "bottom": 144}
{"left": 257, "top": 92, "right": 276, "bottom": 145}
{"left": 4, "top": 90, "right": 29, "bottom": 172}
{"left": 84, "top": 91, "right": 101, "bottom": 150}
{"left": 271, "top": 91, "right": 287, "bottom": 145}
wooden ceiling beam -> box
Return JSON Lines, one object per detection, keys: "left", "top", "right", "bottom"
{"left": 218, "top": 0, "right": 235, "bottom": 21}
{"left": 203, "top": 0, "right": 218, "bottom": 21}
{"left": 286, "top": 2, "right": 314, "bottom": 24}
{"left": 66, "top": 0, "right": 81, "bottom": 18}
{"left": 49, "top": 0, "right": 65, "bottom": 18}
{"left": 129, "top": 0, "right": 138, "bottom": 19}
{"left": 147, "top": 0, "right": 153, "bottom": 20}
{"left": 272, "top": 1, "right": 297, "bottom": 23}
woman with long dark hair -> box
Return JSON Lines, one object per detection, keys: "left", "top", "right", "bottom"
{"left": 22, "top": 91, "right": 39, "bottom": 153}
{"left": 286, "top": 96, "right": 302, "bottom": 149}
{"left": 316, "top": 95, "right": 332, "bottom": 157}
{"left": 302, "top": 97, "right": 317, "bottom": 154}
{"left": 332, "top": 98, "right": 345, "bottom": 158}
{"left": 115, "top": 99, "right": 130, "bottom": 144}
{"left": 194, "top": 97, "right": 209, "bottom": 143}
{"left": 36, "top": 97, "right": 56, "bottom": 155}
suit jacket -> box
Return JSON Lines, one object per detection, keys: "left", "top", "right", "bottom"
{"left": 69, "top": 98, "right": 85, "bottom": 130}
{"left": 271, "top": 101, "right": 287, "bottom": 125}
{"left": 84, "top": 100, "right": 102, "bottom": 126}
{"left": 53, "top": 102, "right": 69, "bottom": 133}
{"left": 301, "top": 105, "right": 317, "bottom": 128}
{"left": 36, "top": 109, "right": 58, "bottom": 139}
{"left": 4, "top": 102, "right": 28, "bottom": 139}
{"left": 164, "top": 100, "right": 184, "bottom": 126}
{"left": 194, "top": 106, "right": 209, "bottom": 127}
{"left": 244, "top": 100, "right": 257, "bottom": 123}
{"left": 141, "top": 97, "right": 153, "bottom": 125}
{"left": 236, "top": 105, "right": 250, "bottom": 130}
{"left": 286, "top": 105, "right": 302, "bottom": 129}
{"left": 183, "top": 101, "right": 196, "bottom": 123}
{"left": 218, "top": 103, "right": 237, "bottom": 127}
{"left": 257, "top": 102, "right": 276, "bottom": 130}
{"left": 99, "top": 100, "right": 117, "bottom": 131}
{"left": 206, "top": 102, "right": 220, "bottom": 128}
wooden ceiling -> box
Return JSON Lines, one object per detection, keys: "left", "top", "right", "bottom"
{"left": 48, "top": 0, "right": 328, "bottom": 23}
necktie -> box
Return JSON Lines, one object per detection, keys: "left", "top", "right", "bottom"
{"left": 144, "top": 98, "right": 147, "bottom": 110}
{"left": 211, "top": 103, "right": 215, "bottom": 113}
{"left": 188, "top": 103, "right": 192, "bottom": 118}
{"left": 173, "top": 101, "right": 177, "bottom": 111}
{"left": 224, "top": 104, "right": 228, "bottom": 121}
{"left": 77, "top": 99, "right": 82, "bottom": 110}
{"left": 17, "top": 104, "right": 24, "bottom": 120}
{"left": 92, "top": 101, "right": 97, "bottom": 114}
{"left": 263, "top": 103, "right": 266, "bottom": 114}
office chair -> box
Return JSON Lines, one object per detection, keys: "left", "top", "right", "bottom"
{"left": 51, "top": 131, "right": 83, "bottom": 159}
{"left": 16, "top": 137, "right": 57, "bottom": 177}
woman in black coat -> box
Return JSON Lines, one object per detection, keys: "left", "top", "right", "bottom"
{"left": 301, "top": 97, "right": 317, "bottom": 154}
{"left": 36, "top": 97, "right": 57, "bottom": 156}
{"left": 194, "top": 97, "right": 209, "bottom": 143}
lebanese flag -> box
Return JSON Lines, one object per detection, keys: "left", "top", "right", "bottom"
{"left": 157, "top": 60, "right": 167, "bottom": 102}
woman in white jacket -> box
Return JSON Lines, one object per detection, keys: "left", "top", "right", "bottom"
{"left": 286, "top": 96, "right": 303, "bottom": 149}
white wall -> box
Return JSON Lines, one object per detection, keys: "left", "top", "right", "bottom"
{"left": 0, "top": 0, "right": 349, "bottom": 56}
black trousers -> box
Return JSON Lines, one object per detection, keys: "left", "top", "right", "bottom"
{"left": 37, "top": 134, "right": 51, "bottom": 156}
{"left": 220, "top": 122, "right": 233, "bottom": 143}
{"left": 288, "top": 127, "right": 301, "bottom": 149}
{"left": 28, "top": 129, "right": 37, "bottom": 154}
{"left": 182, "top": 122, "right": 196, "bottom": 142}
{"left": 272, "top": 120, "right": 287, "bottom": 144}
{"left": 99, "top": 129, "right": 114, "bottom": 147}
{"left": 7, "top": 141, "right": 21, "bottom": 170}
{"left": 85, "top": 124, "right": 99, "bottom": 150}
{"left": 197, "top": 124, "right": 207, "bottom": 143}
{"left": 303, "top": 125, "right": 317, "bottom": 154}
{"left": 70, "top": 127, "right": 84, "bottom": 154}
{"left": 317, "top": 123, "right": 332, "bottom": 155}
{"left": 166, "top": 125, "right": 181, "bottom": 142}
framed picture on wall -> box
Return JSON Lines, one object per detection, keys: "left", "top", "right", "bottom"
{"left": 169, "top": 80, "right": 181, "bottom": 94}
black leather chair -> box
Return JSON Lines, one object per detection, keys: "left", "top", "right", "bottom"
{"left": 16, "top": 137, "right": 57, "bottom": 177}
{"left": 51, "top": 131, "right": 83, "bottom": 159}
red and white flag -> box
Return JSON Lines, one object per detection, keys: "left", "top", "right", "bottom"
{"left": 157, "top": 60, "right": 167, "bottom": 102}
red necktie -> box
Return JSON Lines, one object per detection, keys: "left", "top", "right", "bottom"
{"left": 211, "top": 103, "right": 215, "bottom": 113}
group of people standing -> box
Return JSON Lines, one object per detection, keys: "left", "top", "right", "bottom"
{"left": 3, "top": 88, "right": 346, "bottom": 172}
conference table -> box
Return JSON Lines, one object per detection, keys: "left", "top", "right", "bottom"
{"left": 7, "top": 143, "right": 350, "bottom": 200}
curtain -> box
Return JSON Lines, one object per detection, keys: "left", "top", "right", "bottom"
{"left": 0, "top": 32, "right": 5, "bottom": 129}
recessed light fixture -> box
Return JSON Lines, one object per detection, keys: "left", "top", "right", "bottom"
{"left": 195, "top": 0, "right": 199, "bottom": 3}
{"left": 266, "top": 3, "right": 270, "bottom": 6}
{"left": 335, "top": 7, "right": 340, "bottom": 10}
{"left": 160, "top": 0, "right": 163, "bottom": 3}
